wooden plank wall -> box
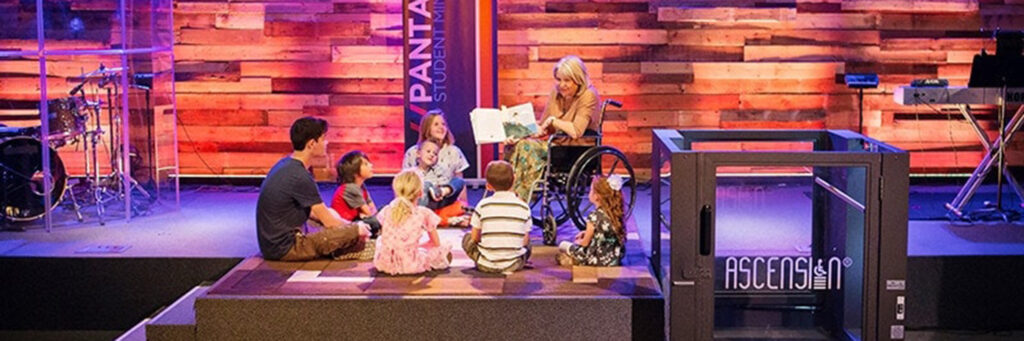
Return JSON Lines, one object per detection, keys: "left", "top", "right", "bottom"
{"left": 2, "top": 0, "right": 1024, "bottom": 178}
{"left": 498, "top": 0, "right": 1024, "bottom": 177}
{"left": 173, "top": 0, "right": 404, "bottom": 178}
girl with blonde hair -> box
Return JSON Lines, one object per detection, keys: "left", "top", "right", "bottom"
{"left": 557, "top": 175, "right": 626, "bottom": 267}
{"left": 373, "top": 169, "right": 452, "bottom": 275}
{"left": 505, "top": 55, "right": 601, "bottom": 201}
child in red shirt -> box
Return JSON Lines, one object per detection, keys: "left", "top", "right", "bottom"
{"left": 331, "top": 151, "right": 381, "bottom": 238}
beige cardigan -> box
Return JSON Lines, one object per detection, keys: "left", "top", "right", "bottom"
{"left": 540, "top": 85, "right": 600, "bottom": 144}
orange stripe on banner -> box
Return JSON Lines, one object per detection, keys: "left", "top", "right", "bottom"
{"left": 480, "top": 0, "right": 494, "bottom": 109}
{"left": 478, "top": 0, "right": 497, "bottom": 171}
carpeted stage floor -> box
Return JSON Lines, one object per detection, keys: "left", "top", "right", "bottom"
{"left": 4, "top": 180, "right": 1024, "bottom": 258}
{"left": 208, "top": 233, "right": 659, "bottom": 298}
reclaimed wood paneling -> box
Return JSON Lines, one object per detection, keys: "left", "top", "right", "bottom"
{"left": 2, "top": 0, "right": 1024, "bottom": 177}
{"left": 499, "top": 1, "right": 1024, "bottom": 176}
{"left": 169, "top": 0, "right": 406, "bottom": 177}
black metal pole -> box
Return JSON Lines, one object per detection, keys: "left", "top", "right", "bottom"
{"left": 996, "top": 82, "right": 1007, "bottom": 210}
{"left": 858, "top": 88, "right": 865, "bottom": 134}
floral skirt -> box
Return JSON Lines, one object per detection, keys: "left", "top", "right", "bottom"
{"left": 568, "top": 243, "right": 624, "bottom": 267}
{"left": 506, "top": 138, "right": 548, "bottom": 203}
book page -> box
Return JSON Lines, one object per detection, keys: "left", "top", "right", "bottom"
{"left": 501, "top": 102, "right": 537, "bottom": 139}
{"left": 470, "top": 108, "right": 506, "bottom": 144}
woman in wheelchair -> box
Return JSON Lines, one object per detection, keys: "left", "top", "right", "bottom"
{"left": 504, "top": 55, "right": 600, "bottom": 201}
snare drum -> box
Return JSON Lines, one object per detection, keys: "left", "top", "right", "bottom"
{"left": 0, "top": 136, "right": 67, "bottom": 222}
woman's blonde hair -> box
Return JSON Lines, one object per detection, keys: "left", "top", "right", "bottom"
{"left": 418, "top": 109, "right": 455, "bottom": 146}
{"left": 591, "top": 176, "right": 625, "bottom": 243}
{"left": 389, "top": 169, "right": 424, "bottom": 225}
{"left": 553, "top": 55, "right": 590, "bottom": 96}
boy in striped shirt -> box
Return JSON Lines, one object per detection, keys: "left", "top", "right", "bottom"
{"left": 463, "top": 161, "right": 532, "bottom": 273}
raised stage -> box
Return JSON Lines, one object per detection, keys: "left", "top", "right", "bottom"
{"left": 186, "top": 231, "right": 663, "bottom": 340}
{"left": 3, "top": 181, "right": 1024, "bottom": 340}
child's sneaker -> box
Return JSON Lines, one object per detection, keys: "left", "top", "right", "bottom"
{"left": 447, "top": 215, "right": 469, "bottom": 227}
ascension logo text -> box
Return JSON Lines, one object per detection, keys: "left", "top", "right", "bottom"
{"left": 723, "top": 256, "right": 853, "bottom": 291}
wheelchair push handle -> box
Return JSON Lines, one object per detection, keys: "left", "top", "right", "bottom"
{"left": 604, "top": 99, "right": 622, "bottom": 108}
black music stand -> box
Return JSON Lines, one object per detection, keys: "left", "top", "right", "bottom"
{"left": 845, "top": 73, "right": 878, "bottom": 134}
{"left": 965, "top": 31, "right": 1024, "bottom": 221}
{"left": 969, "top": 31, "right": 1024, "bottom": 88}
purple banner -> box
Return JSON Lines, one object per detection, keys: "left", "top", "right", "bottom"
{"left": 403, "top": 0, "right": 496, "bottom": 178}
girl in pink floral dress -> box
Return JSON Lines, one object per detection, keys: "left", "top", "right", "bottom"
{"left": 373, "top": 169, "right": 452, "bottom": 275}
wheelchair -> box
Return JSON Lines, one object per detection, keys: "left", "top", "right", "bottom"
{"left": 527, "top": 99, "right": 637, "bottom": 245}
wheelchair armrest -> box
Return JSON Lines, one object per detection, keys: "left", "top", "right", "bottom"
{"left": 547, "top": 130, "right": 599, "bottom": 145}
{"left": 547, "top": 133, "right": 570, "bottom": 144}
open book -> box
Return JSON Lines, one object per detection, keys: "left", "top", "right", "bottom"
{"left": 469, "top": 103, "right": 538, "bottom": 144}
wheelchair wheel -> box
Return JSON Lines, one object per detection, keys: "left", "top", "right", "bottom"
{"left": 529, "top": 174, "right": 570, "bottom": 231}
{"left": 565, "top": 146, "right": 636, "bottom": 230}
{"left": 542, "top": 213, "right": 558, "bottom": 246}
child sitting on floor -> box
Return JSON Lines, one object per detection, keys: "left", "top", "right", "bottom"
{"left": 331, "top": 151, "right": 381, "bottom": 238}
{"left": 463, "top": 161, "right": 532, "bottom": 273}
{"left": 557, "top": 175, "right": 626, "bottom": 267}
{"left": 413, "top": 138, "right": 470, "bottom": 227}
{"left": 373, "top": 169, "right": 452, "bottom": 275}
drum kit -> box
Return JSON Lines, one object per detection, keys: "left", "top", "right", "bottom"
{"left": 1, "top": 65, "right": 152, "bottom": 227}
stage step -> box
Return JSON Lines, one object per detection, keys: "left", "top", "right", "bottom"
{"left": 127, "top": 285, "right": 209, "bottom": 341}
{"left": 195, "top": 293, "right": 662, "bottom": 340}
{"left": 188, "top": 244, "right": 664, "bottom": 340}
{"left": 116, "top": 318, "right": 150, "bottom": 341}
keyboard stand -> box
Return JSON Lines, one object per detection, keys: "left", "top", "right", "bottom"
{"left": 944, "top": 100, "right": 1024, "bottom": 220}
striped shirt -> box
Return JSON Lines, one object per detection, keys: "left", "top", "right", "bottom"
{"left": 470, "top": 191, "right": 531, "bottom": 270}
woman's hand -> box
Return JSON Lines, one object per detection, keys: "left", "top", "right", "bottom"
{"left": 574, "top": 231, "right": 585, "bottom": 243}
{"left": 537, "top": 116, "right": 555, "bottom": 132}
{"left": 503, "top": 136, "right": 521, "bottom": 145}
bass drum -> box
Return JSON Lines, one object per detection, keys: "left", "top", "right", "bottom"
{"left": 0, "top": 137, "right": 67, "bottom": 222}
